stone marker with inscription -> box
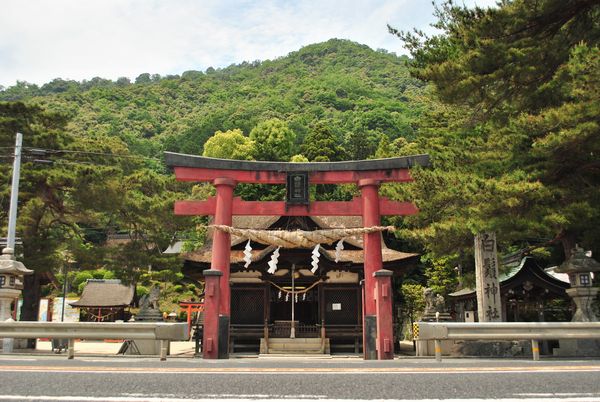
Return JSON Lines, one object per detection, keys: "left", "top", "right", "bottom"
{"left": 474, "top": 233, "right": 502, "bottom": 322}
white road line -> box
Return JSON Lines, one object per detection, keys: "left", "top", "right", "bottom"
{"left": 516, "top": 394, "right": 600, "bottom": 397}
{"left": 1, "top": 368, "right": 600, "bottom": 375}
{"left": 121, "top": 393, "right": 329, "bottom": 398}
{"left": 0, "top": 358, "right": 38, "bottom": 361}
{"left": 1, "top": 396, "right": 600, "bottom": 402}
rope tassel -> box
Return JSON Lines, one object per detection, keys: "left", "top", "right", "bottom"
{"left": 243, "top": 240, "right": 252, "bottom": 269}
{"left": 334, "top": 239, "right": 344, "bottom": 263}
{"left": 267, "top": 246, "right": 281, "bottom": 274}
{"left": 311, "top": 244, "right": 320, "bottom": 273}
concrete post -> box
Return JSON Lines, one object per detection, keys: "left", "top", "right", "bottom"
{"left": 359, "top": 179, "right": 382, "bottom": 360}
{"left": 6, "top": 133, "right": 22, "bottom": 251}
{"left": 67, "top": 339, "right": 75, "bottom": 359}
{"left": 374, "top": 269, "right": 394, "bottom": 360}
{"left": 1, "top": 133, "right": 25, "bottom": 353}
{"left": 434, "top": 339, "right": 442, "bottom": 362}
{"left": 202, "top": 269, "right": 222, "bottom": 359}
{"left": 211, "top": 178, "right": 235, "bottom": 358}
{"left": 159, "top": 340, "right": 169, "bottom": 361}
{"left": 531, "top": 339, "right": 540, "bottom": 361}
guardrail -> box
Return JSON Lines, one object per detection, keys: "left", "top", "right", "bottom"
{"left": 413, "top": 321, "right": 600, "bottom": 362}
{"left": 0, "top": 321, "right": 188, "bottom": 360}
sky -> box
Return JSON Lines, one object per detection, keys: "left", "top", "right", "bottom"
{"left": 0, "top": 0, "right": 497, "bottom": 88}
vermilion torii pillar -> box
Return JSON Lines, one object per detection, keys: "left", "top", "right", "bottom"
{"left": 166, "top": 152, "right": 429, "bottom": 359}
{"left": 359, "top": 178, "right": 383, "bottom": 359}
{"left": 211, "top": 178, "right": 235, "bottom": 358}
{"left": 211, "top": 179, "right": 235, "bottom": 317}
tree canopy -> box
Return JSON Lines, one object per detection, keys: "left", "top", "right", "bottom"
{"left": 388, "top": 0, "right": 600, "bottom": 281}
{"left": 0, "top": 40, "right": 428, "bottom": 314}
{"left": 2, "top": 20, "right": 598, "bottom": 308}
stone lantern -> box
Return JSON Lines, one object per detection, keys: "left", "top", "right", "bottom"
{"left": 554, "top": 246, "right": 600, "bottom": 357}
{"left": 555, "top": 246, "right": 600, "bottom": 322}
{"left": 0, "top": 248, "right": 33, "bottom": 321}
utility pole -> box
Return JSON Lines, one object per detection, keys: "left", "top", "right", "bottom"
{"left": 6, "top": 133, "right": 22, "bottom": 250}
{"left": 1, "top": 132, "right": 33, "bottom": 353}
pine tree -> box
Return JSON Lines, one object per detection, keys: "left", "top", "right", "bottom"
{"left": 390, "top": 0, "right": 600, "bottom": 260}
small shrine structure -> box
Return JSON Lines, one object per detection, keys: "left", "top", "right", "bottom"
{"left": 166, "top": 152, "right": 429, "bottom": 359}
{"left": 70, "top": 279, "right": 134, "bottom": 322}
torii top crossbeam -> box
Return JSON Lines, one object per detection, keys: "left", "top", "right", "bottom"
{"left": 165, "top": 152, "right": 430, "bottom": 216}
{"left": 165, "top": 152, "right": 430, "bottom": 183}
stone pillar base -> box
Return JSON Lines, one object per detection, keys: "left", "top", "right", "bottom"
{"left": 554, "top": 339, "right": 600, "bottom": 357}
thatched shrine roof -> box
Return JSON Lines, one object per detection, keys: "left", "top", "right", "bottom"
{"left": 70, "top": 279, "right": 135, "bottom": 308}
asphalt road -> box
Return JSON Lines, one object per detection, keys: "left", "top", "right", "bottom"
{"left": 0, "top": 356, "right": 599, "bottom": 401}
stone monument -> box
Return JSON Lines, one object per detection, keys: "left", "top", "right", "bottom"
{"left": 474, "top": 232, "right": 502, "bottom": 322}
{"left": 452, "top": 234, "right": 529, "bottom": 357}
{"left": 135, "top": 285, "right": 163, "bottom": 322}
{"left": 123, "top": 285, "right": 165, "bottom": 355}
{"left": 416, "top": 288, "right": 453, "bottom": 356}
{"left": 421, "top": 288, "right": 452, "bottom": 322}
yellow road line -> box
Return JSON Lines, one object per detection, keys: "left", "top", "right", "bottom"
{"left": 0, "top": 365, "right": 599, "bottom": 374}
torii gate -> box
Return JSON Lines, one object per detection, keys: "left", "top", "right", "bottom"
{"left": 165, "top": 152, "right": 429, "bottom": 359}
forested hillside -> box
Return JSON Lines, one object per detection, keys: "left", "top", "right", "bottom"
{"left": 1, "top": 39, "right": 430, "bottom": 318}
{"left": 1, "top": 39, "right": 424, "bottom": 161}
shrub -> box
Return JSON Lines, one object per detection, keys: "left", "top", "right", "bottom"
{"left": 136, "top": 285, "right": 149, "bottom": 297}
{"left": 72, "top": 272, "right": 94, "bottom": 288}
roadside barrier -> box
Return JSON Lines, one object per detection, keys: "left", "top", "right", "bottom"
{"left": 413, "top": 321, "right": 600, "bottom": 362}
{"left": 0, "top": 321, "right": 188, "bottom": 360}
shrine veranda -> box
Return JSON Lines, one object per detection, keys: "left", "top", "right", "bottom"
{"left": 166, "top": 152, "right": 429, "bottom": 359}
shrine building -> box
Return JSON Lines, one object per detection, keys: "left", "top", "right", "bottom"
{"left": 182, "top": 215, "right": 419, "bottom": 354}
{"left": 166, "top": 152, "right": 429, "bottom": 359}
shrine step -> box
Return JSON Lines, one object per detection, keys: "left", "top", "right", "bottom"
{"left": 260, "top": 338, "right": 330, "bottom": 354}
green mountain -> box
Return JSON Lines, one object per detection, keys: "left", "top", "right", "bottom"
{"left": 1, "top": 39, "right": 425, "bottom": 161}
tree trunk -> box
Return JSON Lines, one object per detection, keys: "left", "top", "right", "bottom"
{"left": 20, "top": 271, "right": 42, "bottom": 348}
{"left": 560, "top": 231, "right": 577, "bottom": 260}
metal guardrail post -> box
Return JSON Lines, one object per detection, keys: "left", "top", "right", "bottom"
{"left": 0, "top": 322, "right": 188, "bottom": 360}
{"left": 67, "top": 339, "right": 75, "bottom": 359}
{"left": 414, "top": 321, "right": 600, "bottom": 362}
{"left": 434, "top": 339, "right": 442, "bottom": 362}
{"left": 531, "top": 340, "right": 540, "bottom": 361}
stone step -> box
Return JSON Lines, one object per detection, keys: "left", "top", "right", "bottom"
{"left": 266, "top": 350, "right": 326, "bottom": 354}
{"left": 258, "top": 353, "right": 332, "bottom": 359}
{"left": 268, "top": 345, "right": 323, "bottom": 351}
{"left": 267, "top": 337, "right": 322, "bottom": 342}
{"left": 261, "top": 337, "right": 330, "bottom": 354}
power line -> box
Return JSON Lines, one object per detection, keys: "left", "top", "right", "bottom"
{"left": 0, "top": 147, "right": 167, "bottom": 168}
{"left": 22, "top": 146, "right": 161, "bottom": 161}
{"left": 0, "top": 156, "right": 146, "bottom": 168}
